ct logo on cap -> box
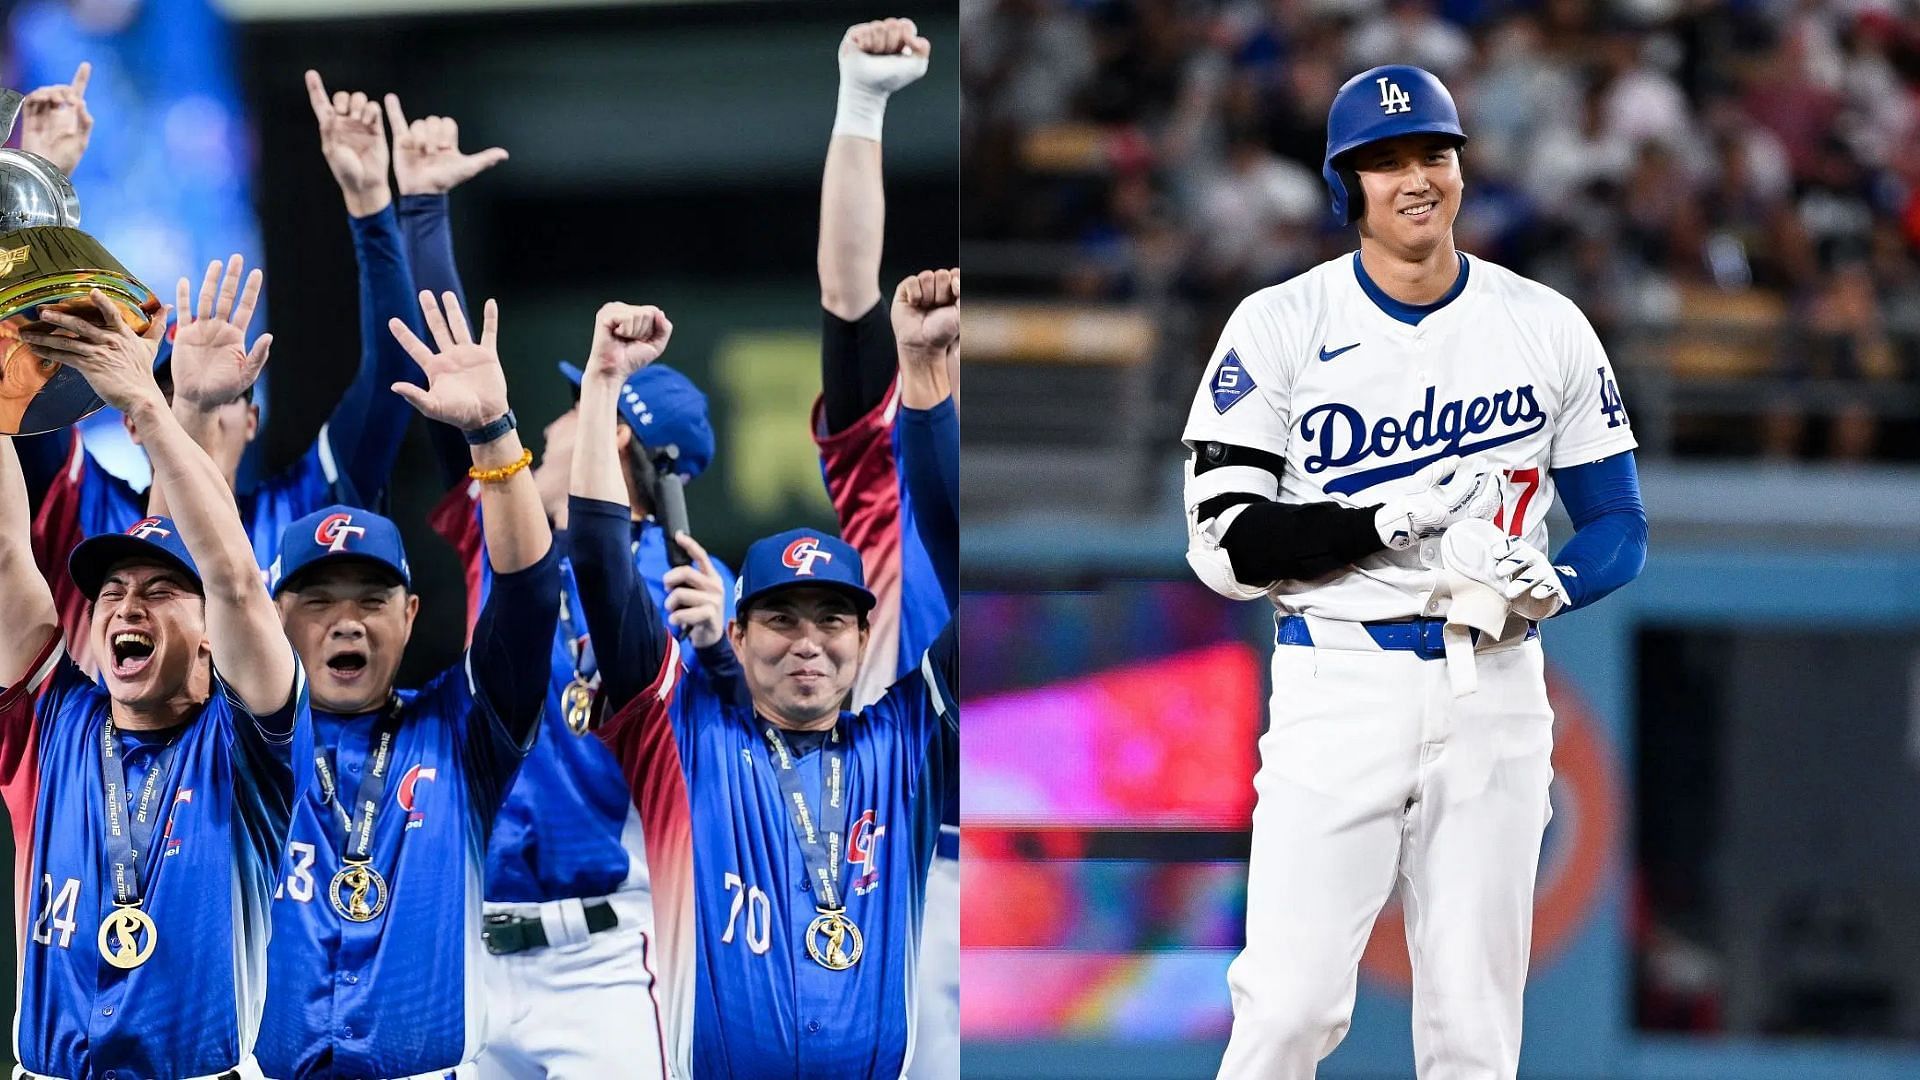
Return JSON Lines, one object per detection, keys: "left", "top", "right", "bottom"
{"left": 126, "top": 517, "right": 171, "bottom": 541}
{"left": 782, "top": 537, "right": 833, "bottom": 577}
{"left": 314, "top": 512, "right": 367, "bottom": 553}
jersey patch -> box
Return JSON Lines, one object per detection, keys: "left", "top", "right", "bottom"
{"left": 1210, "top": 350, "right": 1256, "bottom": 414}
{"left": 1302, "top": 384, "right": 1548, "bottom": 496}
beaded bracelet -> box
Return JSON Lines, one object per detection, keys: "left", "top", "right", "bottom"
{"left": 468, "top": 447, "right": 533, "bottom": 484}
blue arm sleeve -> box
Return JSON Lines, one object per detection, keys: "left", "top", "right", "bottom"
{"left": 570, "top": 495, "right": 668, "bottom": 712}
{"left": 398, "top": 194, "right": 475, "bottom": 491}
{"left": 14, "top": 428, "right": 71, "bottom": 514}
{"left": 1549, "top": 450, "right": 1648, "bottom": 612}
{"left": 322, "top": 207, "right": 429, "bottom": 506}
{"left": 469, "top": 543, "right": 562, "bottom": 748}
{"left": 898, "top": 397, "right": 959, "bottom": 610}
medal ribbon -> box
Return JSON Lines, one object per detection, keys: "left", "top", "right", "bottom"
{"left": 762, "top": 725, "right": 850, "bottom": 911}
{"left": 313, "top": 701, "right": 404, "bottom": 862}
{"left": 99, "top": 721, "right": 184, "bottom": 907}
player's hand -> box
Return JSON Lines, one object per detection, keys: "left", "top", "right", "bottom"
{"left": 19, "top": 62, "right": 93, "bottom": 177}
{"left": 840, "top": 18, "right": 931, "bottom": 96}
{"left": 891, "top": 268, "right": 960, "bottom": 362}
{"left": 1490, "top": 536, "right": 1570, "bottom": 621}
{"left": 583, "top": 303, "right": 672, "bottom": 385}
{"left": 1373, "top": 454, "right": 1502, "bottom": 550}
{"left": 168, "top": 255, "right": 271, "bottom": 410}
{"left": 384, "top": 94, "right": 508, "bottom": 197}
{"left": 387, "top": 291, "right": 508, "bottom": 431}
{"left": 21, "top": 291, "right": 169, "bottom": 414}
{"left": 663, "top": 531, "right": 726, "bottom": 649}
{"left": 305, "top": 70, "right": 391, "bottom": 217}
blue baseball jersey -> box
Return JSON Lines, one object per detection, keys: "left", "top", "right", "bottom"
{"left": 32, "top": 433, "right": 345, "bottom": 675}
{"left": 816, "top": 384, "right": 959, "bottom": 858}
{"left": 0, "top": 634, "right": 310, "bottom": 1078}
{"left": 600, "top": 627, "right": 958, "bottom": 1079}
{"left": 431, "top": 483, "right": 735, "bottom": 904}
{"left": 258, "top": 549, "right": 557, "bottom": 1079}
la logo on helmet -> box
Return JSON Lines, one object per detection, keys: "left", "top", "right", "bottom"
{"left": 782, "top": 537, "right": 833, "bottom": 577}
{"left": 314, "top": 513, "right": 367, "bottom": 553}
{"left": 1377, "top": 76, "right": 1412, "bottom": 115}
{"left": 126, "top": 517, "right": 171, "bottom": 541}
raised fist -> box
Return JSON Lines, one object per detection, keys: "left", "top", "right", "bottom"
{"left": 891, "top": 268, "right": 960, "bottom": 360}
{"left": 840, "top": 18, "right": 932, "bottom": 96}
{"left": 384, "top": 94, "right": 508, "bottom": 197}
{"left": 585, "top": 303, "right": 673, "bottom": 384}
{"left": 20, "top": 63, "right": 93, "bottom": 177}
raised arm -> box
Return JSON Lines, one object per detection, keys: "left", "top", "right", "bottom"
{"left": 385, "top": 92, "right": 509, "bottom": 491}
{"left": 890, "top": 269, "right": 959, "bottom": 607}
{"left": 818, "top": 18, "right": 930, "bottom": 431}
{"left": 149, "top": 254, "right": 272, "bottom": 517}
{"left": 18, "top": 62, "right": 92, "bottom": 177}
{"left": 569, "top": 303, "right": 675, "bottom": 711}
{"left": 27, "top": 293, "right": 295, "bottom": 712}
{"left": 302, "top": 70, "right": 426, "bottom": 505}
{"left": 0, "top": 437, "right": 59, "bottom": 688}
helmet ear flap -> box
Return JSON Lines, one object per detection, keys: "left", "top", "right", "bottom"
{"left": 1339, "top": 166, "right": 1364, "bottom": 225}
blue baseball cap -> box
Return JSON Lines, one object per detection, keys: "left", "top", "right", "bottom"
{"left": 734, "top": 528, "right": 876, "bottom": 615}
{"left": 69, "top": 516, "right": 204, "bottom": 600}
{"left": 270, "top": 505, "right": 412, "bottom": 597}
{"left": 557, "top": 362, "right": 714, "bottom": 480}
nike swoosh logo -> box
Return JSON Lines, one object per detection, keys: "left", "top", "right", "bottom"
{"left": 1318, "top": 342, "right": 1361, "bottom": 362}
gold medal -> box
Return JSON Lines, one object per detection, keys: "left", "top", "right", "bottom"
{"left": 805, "top": 909, "right": 863, "bottom": 971}
{"left": 563, "top": 678, "right": 595, "bottom": 735}
{"left": 97, "top": 905, "right": 158, "bottom": 969}
{"left": 329, "top": 862, "right": 389, "bottom": 922}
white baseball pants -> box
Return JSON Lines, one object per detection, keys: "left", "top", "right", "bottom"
{"left": 1216, "top": 621, "right": 1555, "bottom": 1080}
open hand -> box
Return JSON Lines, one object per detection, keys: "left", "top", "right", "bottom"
{"left": 584, "top": 302, "right": 672, "bottom": 385}
{"left": 387, "top": 291, "right": 507, "bottom": 431}
{"left": 169, "top": 255, "right": 270, "bottom": 410}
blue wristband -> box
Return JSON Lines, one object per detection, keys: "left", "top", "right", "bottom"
{"left": 464, "top": 410, "right": 517, "bottom": 445}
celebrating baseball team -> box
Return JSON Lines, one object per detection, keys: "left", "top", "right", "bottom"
{"left": 0, "top": 16, "right": 955, "bottom": 1080}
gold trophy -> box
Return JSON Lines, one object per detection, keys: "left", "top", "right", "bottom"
{"left": 0, "top": 86, "right": 160, "bottom": 436}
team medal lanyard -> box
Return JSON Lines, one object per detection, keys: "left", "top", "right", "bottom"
{"left": 762, "top": 723, "right": 863, "bottom": 971}
{"left": 558, "top": 558, "right": 599, "bottom": 735}
{"left": 314, "top": 701, "right": 405, "bottom": 923}
{"left": 97, "top": 720, "right": 185, "bottom": 970}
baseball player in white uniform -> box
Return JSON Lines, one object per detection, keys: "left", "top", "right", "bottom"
{"left": 1182, "top": 65, "right": 1649, "bottom": 1079}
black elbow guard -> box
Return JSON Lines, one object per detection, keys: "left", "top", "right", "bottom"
{"left": 1217, "top": 501, "right": 1387, "bottom": 584}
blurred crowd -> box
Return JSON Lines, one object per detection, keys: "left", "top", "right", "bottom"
{"left": 962, "top": 0, "right": 1920, "bottom": 460}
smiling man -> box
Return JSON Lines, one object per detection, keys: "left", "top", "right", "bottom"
{"left": 254, "top": 290, "right": 559, "bottom": 1080}
{"left": 0, "top": 290, "right": 310, "bottom": 1080}
{"left": 564, "top": 297, "right": 957, "bottom": 1079}
{"left": 1181, "top": 65, "right": 1648, "bottom": 1079}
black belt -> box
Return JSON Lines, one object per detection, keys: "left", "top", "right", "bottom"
{"left": 483, "top": 900, "right": 619, "bottom": 955}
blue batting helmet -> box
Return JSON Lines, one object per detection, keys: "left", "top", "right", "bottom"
{"left": 1322, "top": 65, "right": 1466, "bottom": 225}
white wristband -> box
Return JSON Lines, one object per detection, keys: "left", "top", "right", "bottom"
{"left": 833, "top": 80, "right": 891, "bottom": 142}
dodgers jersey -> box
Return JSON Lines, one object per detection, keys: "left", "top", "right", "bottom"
{"left": 1182, "top": 252, "right": 1638, "bottom": 622}
{"left": 31, "top": 431, "right": 347, "bottom": 674}
{"left": 430, "top": 482, "right": 736, "bottom": 904}
{"left": 0, "top": 634, "right": 310, "bottom": 1079}
{"left": 603, "top": 629, "right": 958, "bottom": 1079}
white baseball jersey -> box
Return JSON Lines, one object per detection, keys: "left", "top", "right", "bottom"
{"left": 1182, "top": 252, "right": 1637, "bottom": 622}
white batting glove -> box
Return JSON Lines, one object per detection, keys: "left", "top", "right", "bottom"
{"left": 835, "top": 19, "right": 931, "bottom": 141}
{"left": 1491, "top": 537, "right": 1571, "bottom": 621}
{"left": 1372, "top": 455, "right": 1503, "bottom": 551}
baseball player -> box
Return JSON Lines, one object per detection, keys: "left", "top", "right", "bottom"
{"left": 392, "top": 118, "right": 724, "bottom": 1077}
{"left": 0, "top": 290, "right": 312, "bottom": 1079}
{"left": 254, "top": 289, "right": 558, "bottom": 1080}
{"left": 814, "top": 22, "right": 959, "bottom": 1076}
{"left": 565, "top": 298, "right": 958, "bottom": 1078}
{"left": 15, "top": 69, "right": 429, "bottom": 673}
{"left": 1181, "top": 65, "right": 1648, "bottom": 1078}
